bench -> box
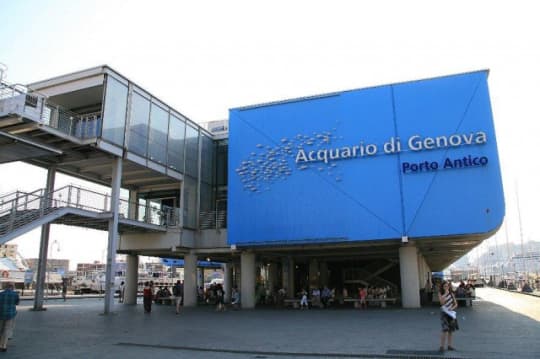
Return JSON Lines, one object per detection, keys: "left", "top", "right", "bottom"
{"left": 283, "top": 298, "right": 304, "bottom": 308}
{"left": 344, "top": 297, "right": 398, "bottom": 308}
{"left": 456, "top": 296, "right": 476, "bottom": 307}
{"left": 155, "top": 296, "right": 176, "bottom": 305}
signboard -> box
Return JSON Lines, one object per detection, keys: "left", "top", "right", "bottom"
{"left": 228, "top": 71, "right": 504, "bottom": 246}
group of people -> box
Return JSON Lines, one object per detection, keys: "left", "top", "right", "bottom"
{"left": 296, "top": 286, "right": 336, "bottom": 309}
{"left": 203, "top": 283, "right": 241, "bottom": 311}
{"left": 142, "top": 280, "right": 184, "bottom": 314}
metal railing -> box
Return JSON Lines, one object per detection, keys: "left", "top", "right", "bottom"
{"left": 0, "top": 80, "right": 101, "bottom": 139}
{"left": 0, "top": 185, "right": 179, "bottom": 238}
{"left": 199, "top": 209, "right": 227, "bottom": 230}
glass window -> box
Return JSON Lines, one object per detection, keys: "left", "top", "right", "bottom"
{"left": 200, "top": 182, "right": 212, "bottom": 213}
{"left": 148, "top": 102, "right": 169, "bottom": 164}
{"left": 183, "top": 175, "right": 197, "bottom": 228}
{"left": 185, "top": 124, "right": 199, "bottom": 178}
{"left": 102, "top": 76, "right": 128, "bottom": 146}
{"left": 128, "top": 91, "right": 150, "bottom": 157}
{"left": 167, "top": 114, "right": 186, "bottom": 171}
{"left": 201, "top": 134, "right": 213, "bottom": 184}
{"left": 216, "top": 140, "right": 228, "bottom": 187}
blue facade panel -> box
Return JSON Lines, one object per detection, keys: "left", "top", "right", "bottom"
{"left": 228, "top": 71, "right": 504, "bottom": 246}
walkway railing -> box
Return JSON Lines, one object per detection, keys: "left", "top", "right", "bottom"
{"left": 0, "top": 185, "right": 179, "bottom": 238}
{"left": 199, "top": 209, "right": 227, "bottom": 230}
{"left": 0, "top": 80, "right": 101, "bottom": 139}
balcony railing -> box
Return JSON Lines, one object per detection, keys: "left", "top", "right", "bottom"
{"left": 0, "top": 80, "right": 101, "bottom": 139}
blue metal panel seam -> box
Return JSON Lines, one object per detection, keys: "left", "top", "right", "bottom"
{"left": 404, "top": 74, "right": 484, "bottom": 233}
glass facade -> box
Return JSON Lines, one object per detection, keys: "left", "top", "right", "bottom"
{"left": 200, "top": 134, "right": 214, "bottom": 213}
{"left": 102, "top": 75, "right": 128, "bottom": 145}
{"left": 99, "top": 71, "right": 219, "bottom": 230}
{"left": 167, "top": 113, "right": 186, "bottom": 172}
{"left": 184, "top": 124, "right": 199, "bottom": 178}
{"left": 148, "top": 102, "right": 169, "bottom": 164}
{"left": 128, "top": 90, "right": 150, "bottom": 157}
{"left": 183, "top": 175, "right": 198, "bottom": 228}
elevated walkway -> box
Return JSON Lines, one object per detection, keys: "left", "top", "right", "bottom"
{"left": 0, "top": 185, "right": 175, "bottom": 244}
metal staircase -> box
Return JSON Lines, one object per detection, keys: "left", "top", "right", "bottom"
{"left": 0, "top": 185, "right": 178, "bottom": 244}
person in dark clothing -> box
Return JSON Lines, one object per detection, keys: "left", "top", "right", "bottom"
{"left": 0, "top": 282, "right": 19, "bottom": 352}
{"left": 143, "top": 281, "right": 153, "bottom": 313}
{"left": 173, "top": 280, "right": 184, "bottom": 314}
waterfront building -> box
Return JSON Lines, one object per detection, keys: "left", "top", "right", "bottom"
{"left": 0, "top": 66, "right": 504, "bottom": 311}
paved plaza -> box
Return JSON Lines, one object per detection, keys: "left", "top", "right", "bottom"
{"left": 4, "top": 288, "right": 540, "bottom": 358}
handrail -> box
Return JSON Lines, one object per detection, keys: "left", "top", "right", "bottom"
{"left": 0, "top": 80, "right": 102, "bottom": 139}
{"left": 0, "top": 185, "right": 180, "bottom": 237}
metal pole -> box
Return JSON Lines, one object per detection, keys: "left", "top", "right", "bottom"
{"left": 515, "top": 183, "right": 528, "bottom": 283}
{"left": 33, "top": 166, "right": 56, "bottom": 311}
{"left": 104, "top": 157, "right": 122, "bottom": 314}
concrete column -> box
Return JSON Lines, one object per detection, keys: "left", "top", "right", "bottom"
{"left": 309, "top": 258, "right": 319, "bottom": 289}
{"left": 223, "top": 263, "right": 232, "bottom": 303}
{"left": 104, "top": 157, "right": 122, "bottom": 314}
{"left": 33, "top": 166, "right": 56, "bottom": 311}
{"left": 124, "top": 254, "right": 139, "bottom": 304}
{"left": 128, "top": 190, "right": 138, "bottom": 220}
{"left": 267, "top": 262, "right": 278, "bottom": 293}
{"left": 184, "top": 253, "right": 198, "bottom": 307}
{"left": 399, "top": 244, "right": 421, "bottom": 308}
{"left": 417, "top": 252, "right": 425, "bottom": 288}
{"left": 320, "top": 261, "right": 329, "bottom": 287}
{"left": 241, "top": 252, "right": 256, "bottom": 309}
{"left": 288, "top": 257, "right": 295, "bottom": 298}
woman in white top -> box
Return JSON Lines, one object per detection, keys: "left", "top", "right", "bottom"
{"left": 438, "top": 281, "right": 458, "bottom": 352}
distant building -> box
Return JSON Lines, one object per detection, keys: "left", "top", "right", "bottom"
{"left": 26, "top": 258, "right": 70, "bottom": 276}
{"left": 76, "top": 262, "right": 106, "bottom": 277}
{"left": 0, "top": 244, "right": 18, "bottom": 259}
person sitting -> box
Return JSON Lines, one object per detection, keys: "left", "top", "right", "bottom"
{"left": 231, "top": 286, "right": 241, "bottom": 309}
{"left": 311, "top": 287, "right": 321, "bottom": 308}
{"left": 321, "top": 286, "right": 331, "bottom": 308}
{"left": 299, "top": 289, "right": 309, "bottom": 310}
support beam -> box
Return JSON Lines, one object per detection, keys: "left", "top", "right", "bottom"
{"left": 399, "top": 244, "right": 421, "bottom": 308}
{"left": 124, "top": 254, "right": 139, "bottom": 304}
{"left": 223, "top": 263, "right": 232, "bottom": 303}
{"left": 241, "top": 252, "right": 256, "bottom": 309}
{"left": 309, "top": 258, "right": 319, "bottom": 289}
{"left": 104, "top": 157, "right": 122, "bottom": 314}
{"left": 33, "top": 166, "right": 56, "bottom": 311}
{"left": 183, "top": 253, "right": 197, "bottom": 307}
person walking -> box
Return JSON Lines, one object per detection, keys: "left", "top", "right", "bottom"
{"left": 0, "top": 282, "right": 20, "bottom": 352}
{"left": 61, "top": 278, "right": 68, "bottom": 301}
{"left": 438, "top": 281, "right": 459, "bottom": 353}
{"left": 119, "top": 281, "right": 125, "bottom": 303}
{"left": 173, "top": 280, "right": 184, "bottom": 314}
{"left": 143, "top": 281, "right": 153, "bottom": 313}
{"left": 215, "top": 284, "right": 225, "bottom": 312}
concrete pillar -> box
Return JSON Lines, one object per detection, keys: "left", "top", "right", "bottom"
{"left": 124, "top": 254, "right": 139, "bottom": 304}
{"left": 267, "top": 262, "right": 278, "bottom": 293}
{"left": 320, "top": 261, "right": 329, "bottom": 287}
{"left": 104, "top": 157, "right": 122, "bottom": 314}
{"left": 223, "top": 263, "right": 232, "bottom": 303}
{"left": 241, "top": 252, "right": 256, "bottom": 309}
{"left": 288, "top": 257, "right": 295, "bottom": 298}
{"left": 399, "top": 244, "right": 421, "bottom": 308}
{"left": 417, "top": 252, "right": 425, "bottom": 288}
{"left": 184, "top": 253, "right": 198, "bottom": 306}
{"left": 128, "top": 190, "right": 138, "bottom": 220}
{"left": 309, "top": 258, "right": 319, "bottom": 289}
{"left": 33, "top": 166, "right": 56, "bottom": 311}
